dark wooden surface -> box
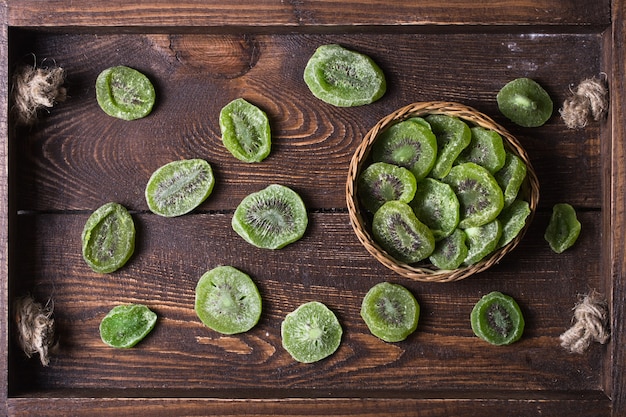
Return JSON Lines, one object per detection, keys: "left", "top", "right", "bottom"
{"left": 1, "top": 1, "right": 623, "bottom": 416}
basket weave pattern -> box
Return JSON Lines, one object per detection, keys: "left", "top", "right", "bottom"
{"left": 346, "top": 101, "right": 540, "bottom": 283}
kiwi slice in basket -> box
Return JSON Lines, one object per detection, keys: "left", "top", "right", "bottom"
{"left": 303, "top": 44, "right": 386, "bottom": 107}
{"left": 494, "top": 152, "right": 527, "bottom": 208}
{"left": 145, "top": 159, "right": 215, "bottom": 217}
{"left": 443, "top": 162, "right": 504, "bottom": 229}
{"left": 497, "top": 199, "right": 531, "bottom": 248}
{"left": 425, "top": 114, "right": 472, "bottom": 179}
{"left": 372, "top": 200, "right": 435, "bottom": 264}
{"left": 358, "top": 162, "right": 417, "bottom": 213}
{"left": 497, "top": 77, "right": 553, "bottom": 127}
{"left": 281, "top": 301, "right": 342, "bottom": 363}
{"left": 81, "top": 202, "right": 135, "bottom": 274}
{"left": 371, "top": 119, "right": 438, "bottom": 181}
{"left": 463, "top": 219, "right": 502, "bottom": 265}
{"left": 232, "top": 184, "right": 308, "bottom": 249}
{"left": 544, "top": 203, "right": 581, "bottom": 254}
{"left": 455, "top": 126, "right": 506, "bottom": 174}
{"left": 409, "top": 178, "right": 460, "bottom": 241}
{"left": 470, "top": 291, "right": 525, "bottom": 346}
{"left": 429, "top": 228, "right": 468, "bottom": 270}
{"left": 99, "top": 304, "right": 157, "bottom": 348}
{"left": 219, "top": 98, "right": 271, "bottom": 163}
{"left": 360, "top": 282, "right": 420, "bottom": 343}
{"left": 195, "top": 266, "right": 262, "bottom": 335}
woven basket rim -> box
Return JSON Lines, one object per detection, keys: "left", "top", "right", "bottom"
{"left": 346, "top": 101, "right": 540, "bottom": 283}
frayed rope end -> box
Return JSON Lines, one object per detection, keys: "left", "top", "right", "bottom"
{"left": 10, "top": 63, "right": 67, "bottom": 126}
{"left": 560, "top": 76, "right": 609, "bottom": 129}
{"left": 559, "top": 290, "right": 610, "bottom": 354}
{"left": 13, "top": 295, "right": 57, "bottom": 366}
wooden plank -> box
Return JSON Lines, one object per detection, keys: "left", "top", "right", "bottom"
{"left": 6, "top": 0, "right": 611, "bottom": 29}
{"left": 13, "top": 31, "right": 604, "bottom": 212}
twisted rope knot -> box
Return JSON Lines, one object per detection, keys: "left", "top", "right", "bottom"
{"left": 11, "top": 63, "right": 66, "bottom": 126}
{"left": 560, "top": 291, "right": 610, "bottom": 354}
{"left": 560, "top": 76, "right": 608, "bottom": 129}
{"left": 14, "top": 295, "right": 56, "bottom": 366}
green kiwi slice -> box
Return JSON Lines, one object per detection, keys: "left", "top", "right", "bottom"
{"left": 463, "top": 219, "right": 502, "bottom": 266}
{"left": 443, "top": 162, "right": 504, "bottom": 229}
{"left": 281, "top": 301, "right": 342, "bottom": 363}
{"left": 544, "top": 203, "right": 581, "bottom": 253}
{"left": 497, "top": 77, "right": 553, "bottom": 127}
{"left": 455, "top": 126, "right": 506, "bottom": 174}
{"left": 497, "top": 199, "right": 531, "bottom": 248}
{"left": 371, "top": 119, "right": 438, "bottom": 181}
{"left": 232, "top": 184, "right": 308, "bottom": 249}
{"left": 95, "top": 66, "right": 155, "bottom": 121}
{"left": 360, "top": 282, "right": 420, "bottom": 342}
{"left": 372, "top": 201, "right": 435, "bottom": 264}
{"left": 494, "top": 152, "right": 527, "bottom": 208}
{"left": 303, "top": 44, "right": 386, "bottom": 107}
{"left": 81, "top": 202, "right": 135, "bottom": 274}
{"left": 425, "top": 114, "right": 472, "bottom": 179}
{"left": 99, "top": 304, "right": 157, "bottom": 348}
{"left": 429, "top": 228, "right": 468, "bottom": 270}
{"left": 358, "top": 162, "right": 417, "bottom": 213}
{"left": 145, "top": 159, "right": 215, "bottom": 217}
{"left": 410, "top": 178, "right": 460, "bottom": 241}
{"left": 194, "top": 266, "right": 262, "bottom": 335}
{"left": 470, "top": 291, "right": 524, "bottom": 346}
{"left": 219, "top": 98, "right": 271, "bottom": 163}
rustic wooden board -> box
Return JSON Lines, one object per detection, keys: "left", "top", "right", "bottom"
{"left": 2, "top": 1, "right": 624, "bottom": 416}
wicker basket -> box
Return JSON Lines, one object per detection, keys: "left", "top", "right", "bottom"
{"left": 346, "top": 101, "right": 540, "bottom": 283}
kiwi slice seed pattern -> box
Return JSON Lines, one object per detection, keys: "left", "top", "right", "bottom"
{"left": 544, "top": 203, "right": 581, "bottom": 253}
{"left": 194, "top": 266, "right": 262, "bottom": 335}
{"left": 303, "top": 44, "right": 386, "bottom": 107}
{"left": 497, "top": 77, "right": 553, "bottom": 127}
{"left": 145, "top": 159, "right": 215, "bottom": 217}
{"left": 99, "top": 304, "right": 157, "bottom": 348}
{"left": 425, "top": 114, "right": 472, "bottom": 179}
{"left": 232, "top": 184, "right": 308, "bottom": 249}
{"left": 371, "top": 119, "right": 438, "bottom": 181}
{"left": 281, "top": 301, "right": 343, "bottom": 363}
{"left": 372, "top": 200, "right": 435, "bottom": 264}
{"left": 81, "top": 202, "right": 135, "bottom": 274}
{"left": 95, "top": 66, "right": 156, "bottom": 121}
{"left": 410, "top": 177, "right": 460, "bottom": 241}
{"left": 470, "top": 291, "right": 525, "bottom": 346}
{"left": 358, "top": 162, "right": 417, "bottom": 213}
{"left": 456, "top": 126, "right": 506, "bottom": 174}
{"left": 360, "top": 282, "right": 420, "bottom": 342}
{"left": 463, "top": 219, "right": 503, "bottom": 266}
{"left": 219, "top": 98, "right": 272, "bottom": 163}
{"left": 429, "top": 228, "right": 468, "bottom": 270}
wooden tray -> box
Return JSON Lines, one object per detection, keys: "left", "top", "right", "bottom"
{"left": 2, "top": 1, "right": 625, "bottom": 415}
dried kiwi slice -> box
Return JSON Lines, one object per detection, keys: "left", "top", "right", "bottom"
{"left": 194, "top": 266, "right": 262, "bottom": 335}
{"left": 410, "top": 178, "right": 460, "bottom": 241}
{"left": 360, "top": 282, "right": 420, "bottom": 343}
{"left": 99, "top": 304, "right": 157, "bottom": 348}
{"left": 281, "top": 301, "right": 342, "bottom": 363}
{"left": 544, "top": 203, "right": 581, "bottom": 253}
{"left": 81, "top": 202, "right": 135, "bottom": 274}
{"left": 95, "top": 66, "right": 155, "bottom": 121}
{"left": 425, "top": 114, "right": 472, "bottom": 179}
{"left": 497, "top": 78, "right": 553, "bottom": 127}
{"left": 463, "top": 219, "right": 502, "bottom": 266}
{"left": 371, "top": 119, "right": 438, "bottom": 181}
{"left": 372, "top": 201, "right": 435, "bottom": 264}
{"left": 443, "top": 162, "right": 504, "bottom": 229}
{"left": 497, "top": 199, "right": 531, "bottom": 248}
{"left": 429, "top": 228, "right": 468, "bottom": 270}
{"left": 303, "top": 44, "right": 386, "bottom": 107}
{"left": 219, "top": 98, "right": 271, "bottom": 163}
{"left": 455, "top": 126, "right": 506, "bottom": 174}
{"left": 145, "top": 159, "right": 215, "bottom": 217}
{"left": 470, "top": 291, "right": 524, "bottom": 346}
{"left": 494, "top": 152, "right": 527, "bottom": 208}
{"left": 358, "top": 162, "right": 417, "bottom": 213}
{"left": 232, "top": 184, "right": 308, "bottom": 249}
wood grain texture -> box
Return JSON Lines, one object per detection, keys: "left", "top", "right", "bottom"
{"left": 1, "top": 0, "right": 621, "bottom": 415}
{"left": 5, "top": 0, "right": 611, "bottom": 29}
